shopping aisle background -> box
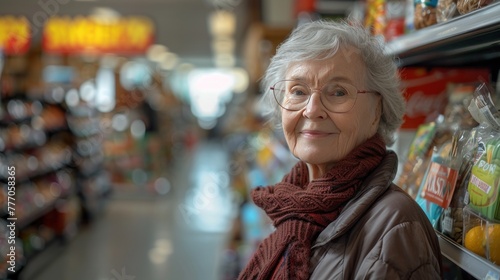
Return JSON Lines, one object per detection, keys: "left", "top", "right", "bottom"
{"left": 29, "top": 139, "right": 237, "bottom": 280}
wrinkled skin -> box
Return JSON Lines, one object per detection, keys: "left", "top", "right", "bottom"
{"left": 281, "top": 46, "right": 382, "bottom": 180}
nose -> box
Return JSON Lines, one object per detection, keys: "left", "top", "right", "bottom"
{"left": 303, "top": 92, "right": 327, "bottom": 119}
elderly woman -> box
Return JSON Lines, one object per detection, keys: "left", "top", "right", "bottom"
{"left": 237, "top": 20, "right": 442, "bottom": 280}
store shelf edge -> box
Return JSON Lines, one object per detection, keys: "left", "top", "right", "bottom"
{"left": 384, "top": 3, "right": 500, "bottom": 63}
{"left": 437, "top": 232, "right": 500, "bottom": 279}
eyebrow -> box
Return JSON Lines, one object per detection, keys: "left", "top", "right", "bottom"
{"left": 286, "top": 75, "right": 355, "bottom": 85}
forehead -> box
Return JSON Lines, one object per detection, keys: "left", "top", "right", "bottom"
{"left": 285, "top": 46, "right": 365, "bottom": 84}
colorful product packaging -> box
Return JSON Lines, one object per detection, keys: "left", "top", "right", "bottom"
{"left": 466, "top": 83, "right": 500, "bottom": 222}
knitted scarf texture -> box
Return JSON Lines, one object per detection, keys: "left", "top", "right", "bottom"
{"left": 237, "top": 134, "right": 386, "bottom": 280}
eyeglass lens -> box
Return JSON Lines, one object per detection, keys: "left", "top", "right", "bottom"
{"left": 272, "top": 80, "right": 358, "bottom": 113}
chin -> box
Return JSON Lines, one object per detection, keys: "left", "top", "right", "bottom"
{"left": 295, "top": 153, "right": 337, "bottom": 165}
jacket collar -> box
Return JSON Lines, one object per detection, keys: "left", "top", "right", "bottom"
{"left": 312, "top": 151, "right": 399, "bottom": 248}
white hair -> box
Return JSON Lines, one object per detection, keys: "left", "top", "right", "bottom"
{"left": 259, "top": 19, "right": 405, "bottom": 145}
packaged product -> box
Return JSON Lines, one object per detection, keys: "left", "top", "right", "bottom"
{"left": 463, "top": 206, "right": 488, "bottom": 258}
{"left": 468, "top": 133, "right": 500, "bottom": 221}
{"left": 405, "top": 0, "right": 416, "bottom": 33}
{"left": 437, "top": 82, "right": 499, "bottom": 242}
{"left": 444, "top": 83, "right": 479, "bottom": 130}
{"left": 397, "top": 121, "right": 438, "bottom": 198}
{"left": 456, "top": 0, "right": 493, "bottom": 14}
{"left": 384, "top": 0, "right": 406, "bottom": 41}
{"left": 414, "top": 0, "right": 438, "bottom": 29}
{"left": 437, "top": 130, "right": 476, "bottom": 243}
{"left": 436, "top": 0, "right": 459, "bottom": 22}
{"left": 417, "top": 130, "right": 464, "bottom": 228}
{"left": 365, "top": 0, "right": 387, "bottom": 35}
{"left": 466, "top": 82, "right": 500, "bottom": 221}
{"left": 463, "top": 205, "right": 500, "bottom": 264}
{"left": 467, "top": 83, "right": 500, "bottom": 132}
{"left": 398, "top": 81, "right": 484, "bottom": 200}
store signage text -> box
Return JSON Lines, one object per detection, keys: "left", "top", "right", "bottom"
{"left": 43, "top": 16, "right": 155, "bottom": 55}
{"left": 0, "top": 16, "right": 31, "bottom": 55}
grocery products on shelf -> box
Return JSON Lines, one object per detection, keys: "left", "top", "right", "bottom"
{"left": 456, "top": 0, "right": 494, "bottom": 14}
{"left": 0, "top": 49, "right": 111, "bottom": 278}
{"left": 463, "top": 206, "right": 500, "bottom": 265}
{"left": 401, "top": 81, "right": 500, "bottom": 275}
{"left": 414, "top": 0, "right": 438, "bottom": 29}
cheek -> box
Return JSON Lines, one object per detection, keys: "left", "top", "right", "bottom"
{"left": 282, "top": 111, "right": 299, "bottom": 150}
{"left": 336, "top": 117, "right": 362, "bottom": 148}
{"left": 335, "top": 111, "right": 373, "bottom": 147}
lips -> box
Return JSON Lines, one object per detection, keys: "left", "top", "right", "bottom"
{"left": 300, "top": 130, "right": 334, "bottom": 138}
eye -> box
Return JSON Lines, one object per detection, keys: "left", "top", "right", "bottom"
{"left": 324, "top": 84, "right": 349, "bottom": 97}
{"left": 288, "top": 84, "right": 309, "bottom": 97}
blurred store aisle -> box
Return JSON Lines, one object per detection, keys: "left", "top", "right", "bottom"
{"left": 29, "top": 139, "right": 236, "bottom": 280}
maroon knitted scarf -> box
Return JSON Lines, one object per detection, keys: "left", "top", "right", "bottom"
{"left": 237, "top": 134, "right": 386, "bottom": 280}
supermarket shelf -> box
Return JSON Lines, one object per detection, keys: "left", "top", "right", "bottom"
{"left": 10, "top": 235, "right": 66, "bottom": 280}
{"left": 437, "top": 232, "right": 500, "bottom": 279}
{"left": 385, "top": 2, "right": 500, "bottom": 67}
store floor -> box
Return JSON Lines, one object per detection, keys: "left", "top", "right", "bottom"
{"left": 30, "top": 139, "right": 237, "bottom": 280}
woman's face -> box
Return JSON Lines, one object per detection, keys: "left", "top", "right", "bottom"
{"left": 281, "top": 47, "right": 382, "bottom": 179}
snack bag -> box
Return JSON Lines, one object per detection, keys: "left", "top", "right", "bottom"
{"left": 468, "top": 135, "right": 500, "bottom": 221}
{"left": 414, "top": 0, "right": 438, "bottom": 29}
{"left": 466, "top": 82, "right": 500, "bottom": 221}
{"left": 416, "top": 148, "right": 447, "bottom": 227}
{"left": 438, "top": 130, "right": 476, "bottom": 243}
{"left": 397, "top": 121, "right": 438, "bottom": 198}
{"left": 436, "top": 0, "right": 459, "bottom": 22}
{"left": 456, "top": 0, "right": 493, "bottom": 14}
{"left": 417, "top": 122, "right": 476, "bottom": 227}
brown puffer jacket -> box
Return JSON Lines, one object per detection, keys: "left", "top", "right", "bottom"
{"left": 309, "top": 152, "right": 442, "bottom": 280}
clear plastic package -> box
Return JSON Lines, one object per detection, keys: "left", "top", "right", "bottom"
{"left": 414, "top": 0, "right": 438, "bottom": 29}
{"left": 436, "top": 0, "right": 459, "bottom": 23}
{"left": 463, "top": 206, "right": 500, "bottom": 264}
{"left": 457, "top": 0, "right": 493, "bottom": 14}
{"left": 438, "top": 130, "right": 476, "bottom": 243}
{"left": 467, "top": 82, "right": 500, "bottom": 222}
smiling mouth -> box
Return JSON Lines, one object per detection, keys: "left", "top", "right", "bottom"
{"left": 300, "top": 130, "right": 334, "bottom": 138}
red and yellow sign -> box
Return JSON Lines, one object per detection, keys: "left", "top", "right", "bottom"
{"left": 43, "top": 16, "right": 154, "bottom": 55}
{"left": 0, "top": 16, "right": 31, "bottom": 55}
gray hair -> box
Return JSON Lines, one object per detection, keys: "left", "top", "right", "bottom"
{"left": 259, "top": 19, "right": 405, "bottom": 146}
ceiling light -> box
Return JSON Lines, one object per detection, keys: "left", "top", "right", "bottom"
{"left": 208, "top": 10, "right": 236, "bottom": 37}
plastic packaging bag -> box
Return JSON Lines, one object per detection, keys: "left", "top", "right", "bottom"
{"left": 437, "top": 130, "right": 476, "bottom": 243}
{"left": 417, "top": 130, "right": 465, "bottom": 228}
{"left": 436, "top": 0, "right": 459, "bottom": 23}
{"left": 456, "top": 0, "right": 493, "bottom": 14}
{"left": 465, "top": 82, "right": 500, "bottom": 221}
{"left": 414, "top": 0, "right": 438, "bottom": 29}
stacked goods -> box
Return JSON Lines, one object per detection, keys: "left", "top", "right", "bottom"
{"left": 456, "top": 0, "right": 494, "bottom": 14}
{"left": 398, "top": 83, "right": 478, "bottom": 199}
{"left": 436, "top": 0, "right": 460, "bottom": 22}
{"left": 410, "top": 82, "right": 500, "bottom": 265}
{"left": 414, "top": 0, "right": 438, "bottom": 29}
{"left": 462, "top": 83, "right": 500, "bottom": 265}
{"left": 437, "top": 130, "right": 475, "bottom": 243}
{"left": 416, "top": 129, "right": 469, "bottom": 227}
{"left": 463, "top": 206, "right": 500, "bottom": 265}
{"left": 397, "top": 121, "right": 434, "bottom": 198}
{"left": 467, "top": 83, "right": 500, "bottom": 221}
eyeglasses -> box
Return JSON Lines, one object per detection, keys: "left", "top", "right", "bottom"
{"left": 270, "top": 80, "right": 378, "bottom": 113}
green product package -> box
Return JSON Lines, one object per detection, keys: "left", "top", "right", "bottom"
{"left": 468, "top": 138, "right": 500, "bottom": 221}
